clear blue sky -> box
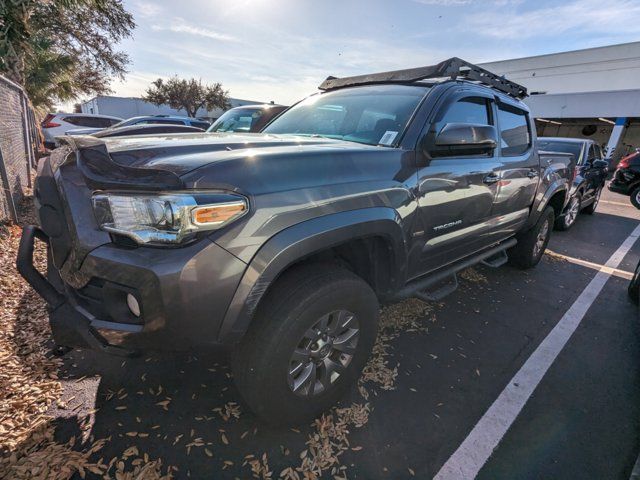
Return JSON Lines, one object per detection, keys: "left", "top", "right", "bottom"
{"left": 105, "top": 0, "right": 640, "bottom": 106}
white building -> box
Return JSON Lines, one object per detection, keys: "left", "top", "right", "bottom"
{"left": 81, "top": 95, "right": 266, "bottom": 121}
{"left": 479, "top": 41, "right": 640, "bottom": 161}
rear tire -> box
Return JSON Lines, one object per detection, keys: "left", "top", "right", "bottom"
{"left": 508, "top": 206, "right": 554, "bottom": 269}
{"left": 554, "top": 194, "right": 581, "bottom": 231}
{"left": 231, "top": 264, "right": 379, "bottom": 425}
{"left": 630, "top": 186, "right": 640, "bottom": 210}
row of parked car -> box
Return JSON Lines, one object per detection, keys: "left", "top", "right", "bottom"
{"left": 40, "top": 104, "right": 288, "bottom": 149}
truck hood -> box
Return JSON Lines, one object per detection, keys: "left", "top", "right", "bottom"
{"left": 102, "top": 132, "right": 381, "bottom": 176}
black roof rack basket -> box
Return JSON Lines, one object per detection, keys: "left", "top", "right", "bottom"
{"left": 318, "top": 57, "right": 528, "bottom": 99}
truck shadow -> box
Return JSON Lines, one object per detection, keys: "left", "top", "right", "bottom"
{"left": 50, "top": 346, "right": 320, "bottom": 478}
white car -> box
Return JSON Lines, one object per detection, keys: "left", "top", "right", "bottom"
{"left": 41, "top": 113, "right": 122, "bottom": 149}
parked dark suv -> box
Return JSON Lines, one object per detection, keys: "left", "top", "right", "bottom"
{"left": 609, "top": 151, "right": 640, "bottom": 209}
{"left": 18, "top": 59, "right": 573, "bottom": 423}
{"left": 537, "top": 137, "right": 609, "bottom": 230}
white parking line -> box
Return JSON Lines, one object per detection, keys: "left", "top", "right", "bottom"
{"left": 434, "top": 223, "right": 640, "bottom": 480}
{"left": 601, "top": 200, "right": 632, "bottom": 207}
{"left": 546, "top": 250, "right": 634, "bottom": 280}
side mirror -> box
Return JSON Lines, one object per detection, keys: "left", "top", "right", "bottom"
{"left": 431, "top": 123, "right": 498, "bottom": 157}
{"left": 592, "top": 159, "right": 609, "bottom": 169}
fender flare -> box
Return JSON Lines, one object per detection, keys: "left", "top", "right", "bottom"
{"left": 527, "top": 179, "right": 568, "bottom": 229}
{"left": 218, "top": 207, "right": 407, "bottom": 343}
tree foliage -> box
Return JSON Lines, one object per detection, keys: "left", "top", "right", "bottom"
{"left": 144, "top": 77, "right": 230, "bottom": 118}
{"left": 0, "top": 0, "right": 135, "bottom": 110}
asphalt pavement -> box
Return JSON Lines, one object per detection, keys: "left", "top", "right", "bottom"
{"left": 48, "top": 188, "right": 640, "bottom": 479}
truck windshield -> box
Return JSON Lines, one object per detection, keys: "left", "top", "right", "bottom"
{"left": 538, "top": 140, "right": 583, "bottom": 163}
{"left": 209, "top": 108, "right": 262, "bottom": 132}
{"left": 263, "top": 84, "right": 428, "bottom": 146}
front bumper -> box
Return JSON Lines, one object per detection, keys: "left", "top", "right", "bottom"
{"left": 608, "top": 180, "right": 631, "bottom": 195}
{"left": 609, "top": 168, "right": 638, "bottom": 196}
{"left": 17, "top": 224, "right": 248, "bottom": 354}
{"left": 17, "top": 225, "right": 136, "bottom": 356}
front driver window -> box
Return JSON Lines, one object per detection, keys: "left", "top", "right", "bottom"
{"left": 426, "top": 97, "right": 493, "bottom": 157}
{"left": 432, "top": 97, "right": 491, "bottom": 136}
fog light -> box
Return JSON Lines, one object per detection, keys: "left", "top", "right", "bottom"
{"left": 126, "top": 293, "right": 140, "bottom": 317}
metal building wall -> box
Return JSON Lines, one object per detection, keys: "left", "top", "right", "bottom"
{"left": 479, "top": 41, "right": 640, "bottom": 95}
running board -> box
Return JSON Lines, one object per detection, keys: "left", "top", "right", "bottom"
{"left": 394, "top": 238, "right": 517, "bottom": 303}
{"left": 481, "top": 249, "right": 509, "bottom": 268}
{"left": 413, "top": 275, "right": 458, "bottom": 302}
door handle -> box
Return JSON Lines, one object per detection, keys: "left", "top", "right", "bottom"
{"left": 526, "top": 169, "right": 539, "bottom": 178}
{"left": 483, "top": 173, "right": 500, "bottom": 184}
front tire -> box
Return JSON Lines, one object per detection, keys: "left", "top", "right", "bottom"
{"left": 582, "top": 187, "right": 602, "bottom": 215}
{"left": 554, "top": 194, "right": 580, "bottom": 231}
{"left": 630, "top": 186, "right": 640, "bottom": 210}
{"left": 509, "top": 206, "right": 554, "bottom": 269}
{"left": 231, "top": 264, "right": 379, "bottom": 425}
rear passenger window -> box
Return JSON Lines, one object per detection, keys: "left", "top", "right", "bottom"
{"left": 497, "top": 103, "right": 530, "bottom": 156}
{"left": 64, "top": 116, "right": 113, "bottom": 128}
{"left": 63, "top": 116, "right": 85, "bottom": 126}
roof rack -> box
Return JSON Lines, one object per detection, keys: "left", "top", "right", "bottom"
{"left": 318, "top": 57, "right": 528, "bottom": 99}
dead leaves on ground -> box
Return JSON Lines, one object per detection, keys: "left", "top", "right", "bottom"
{"left": 0, "top": 204, "right": 179, "bottom": 479}
{"left": 1, "top": 200, "right": 437, "bottom": 479}
{"left": 0, "top": 220, "right": 62, "bottom": 463}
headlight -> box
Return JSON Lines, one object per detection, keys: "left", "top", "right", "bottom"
{"left": 92, "top": 192, "right": 247, "bottom": 245}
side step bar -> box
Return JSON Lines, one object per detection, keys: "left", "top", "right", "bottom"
{"left": 394, "top": 238, "right": 517, "bottom": 302}
{"left": 481, "top": 249, "right": 509, "bottom": 268}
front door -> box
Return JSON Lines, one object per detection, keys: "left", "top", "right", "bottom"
{"left": 580, "top": 143, "right": 607, "bottom": 203}
{"left": 410, "top": 93, "right": 501, "bottom": 279}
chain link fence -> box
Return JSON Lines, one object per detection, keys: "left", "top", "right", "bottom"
{"left": 0, "top": 75, "right": 37, "bottom": 223}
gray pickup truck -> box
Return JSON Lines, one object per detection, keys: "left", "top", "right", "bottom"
{"left": 18, "top": 58, "right": 573, "bottom": 423}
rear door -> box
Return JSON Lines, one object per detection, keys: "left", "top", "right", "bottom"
{"left": 412, "top": 90, "right": 502, "bottom": 278}
{"left": 491, "top": 99, "right": 538, "bottom": 235}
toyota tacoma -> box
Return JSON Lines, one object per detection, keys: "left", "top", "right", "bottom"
{"left": 18, "top": 58, "right": 573, "bottom": 423}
